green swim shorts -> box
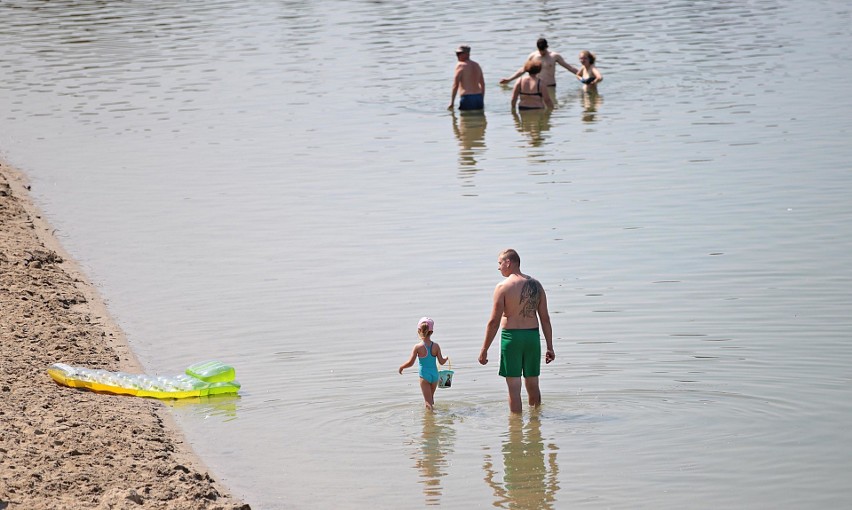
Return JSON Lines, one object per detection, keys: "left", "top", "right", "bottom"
{"left": 499, "top": 328, "right": 541, "bottom": 378}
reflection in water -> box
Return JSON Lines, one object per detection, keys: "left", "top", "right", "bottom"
{"left": 413, "top": 411, "right": 457, "bottom": 506}
{"left": 483, "top": 412, "right": 559, "bottom": 510}
{"left": 451, "top": 110, "right": 487, "bottom": 179}
{"left": 581, "top": 90, "right": 603, "bottom": 123}
{"left": 511, "top": 108, "right": 553, "bottom": 149}
{"left": 167, "top": 394, "right": 241, "bottom": 422}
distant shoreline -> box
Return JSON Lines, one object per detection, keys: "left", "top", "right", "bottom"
{"left": 0, "top": 159, "right": 249, "bottom": 509}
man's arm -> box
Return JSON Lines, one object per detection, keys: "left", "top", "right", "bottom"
{"left": 554, "top": 53, "right": 578, "bottom": 75}
{"left": 500, "top": 53, "right": 535, "bottom": 84}
{"left": 448, "top": 66, "right": 461, "bottom": 109}
{"left": 477, "top": 64, "right": 486, "bottom": 97}
{"left": 479, "top": 284, "right": 505, "bottom": 365}
{"left": 500, "top": 65, "right": 526, "bottom": 85}
{"left": 538, "top": 286, "right": 554, "bottom": 363}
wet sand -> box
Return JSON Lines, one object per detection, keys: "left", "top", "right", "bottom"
{"left": 0, "top": 160, "right": 249, "bottom": 509}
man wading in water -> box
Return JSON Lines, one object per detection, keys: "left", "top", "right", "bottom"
{"left": 500, "top": 38, "right": 578, "bottom": 88}
{"left": 479, "top": 249, "right": 555, "bottom": 413}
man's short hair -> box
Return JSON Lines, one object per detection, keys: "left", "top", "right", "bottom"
{"left": 500, "top": 249, "right": 521, "bottom": 265}
{"left": 536, "top": 38, "right": 548, "bottom": 50}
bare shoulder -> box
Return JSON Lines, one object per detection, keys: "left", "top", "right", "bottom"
{"left": 524, "top": 274, "right": 543, "bottom": 288}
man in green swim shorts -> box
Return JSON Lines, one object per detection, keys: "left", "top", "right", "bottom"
{"left": 479, "top": 249, "right": 554, "bottom": 413}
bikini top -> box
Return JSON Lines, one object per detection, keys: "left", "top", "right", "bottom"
{"left": 519, "top": 78, "right": 542, "bottom": 97}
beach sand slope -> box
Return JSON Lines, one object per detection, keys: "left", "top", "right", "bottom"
{"left": 0, "top": 162, "right": 250, "bottom": 509}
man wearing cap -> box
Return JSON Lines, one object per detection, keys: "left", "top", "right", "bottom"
{"left": 479, "top": 249, "right": 554, "bottom": 413}
{"left": 448, "top": 45, "right": 485, "bottom": 111}
{"left": 500, "top": 38, "right": 578, "bottom": 89}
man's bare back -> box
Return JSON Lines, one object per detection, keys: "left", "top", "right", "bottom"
{"left": 497, "top": 273, "right": 544, "bottom": 330}
{"left": 456, "top": 60, "right": 485, "bottom": 95}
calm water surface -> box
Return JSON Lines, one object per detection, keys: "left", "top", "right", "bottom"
{"left": 2, "top": 1, "right": 851, "bottom": 508}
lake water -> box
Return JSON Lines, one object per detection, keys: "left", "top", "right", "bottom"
{"left": 2, "top": 0, "right": 852, "bottom": 508}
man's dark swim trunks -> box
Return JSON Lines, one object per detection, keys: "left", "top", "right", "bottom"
{"left": 459, "top": 93, "right": 484, "bottom": 111}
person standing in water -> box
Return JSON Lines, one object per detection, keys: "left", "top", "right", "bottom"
{"left": 511, "top": 60, "right": 554, "bottom": 110}
{"left": 400, "top": 317, "right": 450, "bottom": 410}
{"left": 479, "top": 249, "right": 554, "bottom": 413}
{"left": 576, "top": 50, "right": 603, "bottom": 92}
{"left": 500, "top": 38, "right": 578, "bottom": 89}
{"left": 448, "top": 45, "right": 485, "bottom": 111}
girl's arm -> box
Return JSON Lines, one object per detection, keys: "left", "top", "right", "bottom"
{"left": 435, "top": 343, "right": 449, "bottom": 365}
{"left": 399, "top": 345, "right": 418, "bottom": 374}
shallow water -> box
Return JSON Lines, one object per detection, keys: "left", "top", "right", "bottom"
{"left": 2, "top": 0, "right": 852, "bottom": 508}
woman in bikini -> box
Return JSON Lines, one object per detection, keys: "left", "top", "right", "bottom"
{"left": 576, "top": 50, "right": 603, "bottom": 92}
{"left": 511, "top": 60, "right": 553, "bottom": 111}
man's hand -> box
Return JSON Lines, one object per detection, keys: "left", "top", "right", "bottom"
{"left": 478, "top": 348, "right": 489, "bottom": 365}
{"left": 545, "top": 349, "right": 555, "bottom": 364}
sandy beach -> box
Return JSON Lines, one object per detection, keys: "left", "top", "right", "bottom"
{"left": 0, "top": 160, "right": 249, "bottom": 509}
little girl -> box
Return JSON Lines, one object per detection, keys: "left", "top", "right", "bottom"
{"left": 576, "top": 50, "right": 603, "bottom": 91}
{"left": 399, "top": 317, "right": 449, "bottom": 410}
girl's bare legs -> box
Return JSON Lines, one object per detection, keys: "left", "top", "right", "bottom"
{"left": 420, "top": 378, "right": 438, "bottom": 410}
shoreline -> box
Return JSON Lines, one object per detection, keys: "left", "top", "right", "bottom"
{"left": 0, "top": 160, "right": 249, "bottom": 509}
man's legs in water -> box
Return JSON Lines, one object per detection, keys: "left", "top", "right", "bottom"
{"left": 506, "top": 377, "right": 523, "bottom": 413}
{"left": 525, "top": 376, "right": 542, "bottom": 407}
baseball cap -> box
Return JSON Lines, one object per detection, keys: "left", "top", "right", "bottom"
{"left": 418, "top": 317, "right": 434, "bottom": 331}
{"left": 455, "top": 45, "right": 470, "bottom": 54}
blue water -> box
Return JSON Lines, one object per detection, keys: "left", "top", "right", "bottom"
{"left": 2, "top": 1, "right": 851, "bottom": 508}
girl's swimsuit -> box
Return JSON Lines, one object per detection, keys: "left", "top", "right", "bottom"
{"left": 418, "top": 341, "right": 440, "bottom": 384}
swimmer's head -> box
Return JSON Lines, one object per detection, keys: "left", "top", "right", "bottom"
{"left": 418, "top": 317, "right": 434, "bottom": 331}
{"left": 418, "top": 317, "right": 434, "bottom": 338}
{"left": 525, "top": 60, "right": 542, "bottom": 75}
{"left": 536, "top": 38, "right": 548, "bottom": 51}
{"left": 579, "top": 50, "right": 596, "bottom": 65}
